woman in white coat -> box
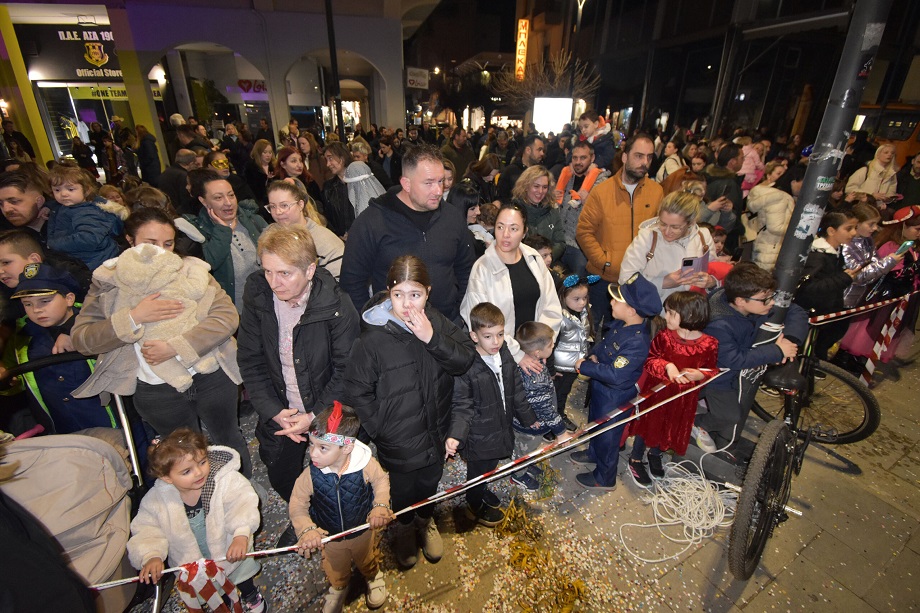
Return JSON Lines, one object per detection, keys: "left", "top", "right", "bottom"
{"left": 846, "top": 143, "right": 898, "bottom": 201}
{"left": 460, "top": 202, "right": 562, "bottom": 374}
{"left": 746, "top": 161, "right": 794, "bottom": 271}
{"left": 619, "top": 191, "right": 716, "bottom": 306}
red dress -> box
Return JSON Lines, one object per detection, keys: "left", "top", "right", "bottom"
{"left": 631, "top": 328, "right": 719, "bottom": 456}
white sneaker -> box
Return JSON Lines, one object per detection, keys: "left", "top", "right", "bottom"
{"left": 322, "top": 585, "right": 346, "bottom": 613}
{"left": 692, "top": 426, "right": 718, "bottom": 453}
{"left": 365, "top": 571, "right": 387, "bottom": 609}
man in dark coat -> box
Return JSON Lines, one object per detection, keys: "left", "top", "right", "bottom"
{"left": 157, "top": 149, "right": 198, "bottom": 216}
{"left": 339, "top": 144, "right": 475, "bottom": 323}
{"left": 703, "top": 143, "right": 744, "bottom": 249}
{"left": 496, "top": 134, "right": 546, "bottom": 201}
{"left": 2, "top": 120, "right": 35, "bottom": 159}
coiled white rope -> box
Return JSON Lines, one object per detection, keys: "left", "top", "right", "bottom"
{"left": 618, "top": 430, "right": 740, "bottom": 564}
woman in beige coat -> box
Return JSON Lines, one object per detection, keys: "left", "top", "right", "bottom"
{"left": 846, "top": 143, "right": 898, "bottom": 201}
{"left": 72, "top": 207, "right": 250, "bottom": 476}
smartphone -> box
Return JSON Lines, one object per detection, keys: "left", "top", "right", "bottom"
{"left": 896, "top": 240, "right": 915, "bottom": 256}
{"left": 681, "top": 252, "right": 710, "bottom": 276}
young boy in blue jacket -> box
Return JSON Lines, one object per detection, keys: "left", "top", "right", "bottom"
{"left": 10, "top": 262, "right": 116, "bottom": 433}
{"left": 695, "top": 262, "right": 807, "bottom": 451}
{"left": 572, "top": 273, "right": 661, "bottom": 491}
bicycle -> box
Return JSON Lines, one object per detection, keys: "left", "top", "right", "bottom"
{"left": 727, "top": 328, "right": 881, "bottom": 581}
{"left": 750, "top": 329, "right": 881, "bottom": 445}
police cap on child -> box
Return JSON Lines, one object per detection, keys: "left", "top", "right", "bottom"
{"left": 607, "top": 272, "right": 662, "bottom": 317}
{"left": 11, "top": 263, "right": 82, "bottom": 299}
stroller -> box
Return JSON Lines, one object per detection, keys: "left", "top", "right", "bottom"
{"left": 0, "top": 352, "right": 170, "bottom": 612}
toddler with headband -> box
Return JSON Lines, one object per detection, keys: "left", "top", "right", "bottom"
{"left": 289, "top": 401, "right": 394, "bottom": 612}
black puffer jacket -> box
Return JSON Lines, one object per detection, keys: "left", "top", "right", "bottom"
{"left": 236, "top": 266, "right": 360, "bottom": 459}
{"left": 322, "top": 176, "right": 354, "bottom": 238}
{"left": 447, "top": 343, "right": 538, "bottom": 462}
{"left": 344, "top": 294, "right": 476, "bottom": 472}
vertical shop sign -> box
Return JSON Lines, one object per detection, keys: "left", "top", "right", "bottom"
{"left": 515, "top": 19, "right": 529, "bottom": 81}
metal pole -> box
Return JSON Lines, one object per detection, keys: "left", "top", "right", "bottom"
{"left": 756, "top": 0, "right": 893, "bottom": 337}
{"left": 709, "top": 26, "right": 740, "bottom": 139}
{"left": 324, "top": 0, "right": 346, "bottom": 142}
{"left": 569, "top": 0, "right": 585, "bottom": 122}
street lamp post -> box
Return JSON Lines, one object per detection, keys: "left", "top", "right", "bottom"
{"left": 569, "top": 0, "right": 587, "bottom": 122}
{"left": 324, "top": 0, "right": 346, "bottom": 142}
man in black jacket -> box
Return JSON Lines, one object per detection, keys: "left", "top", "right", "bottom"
{"left": 496, "top": 134, "right": 546, "bottom": 201}
{"left": 340, "top": 144, "right": 475, "bottom": 323}
{"left": 703, "top": 143, "right": 744, "bottom": 249}
{"left": 157, "top": 149, "right": 198, "bottom": 216}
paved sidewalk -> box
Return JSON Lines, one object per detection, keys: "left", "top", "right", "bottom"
{"left": 146, "top": 347, "right": 920, "bottom": 612}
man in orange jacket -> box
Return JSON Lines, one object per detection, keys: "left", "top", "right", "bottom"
{"left": 576, "top": 134, "right": 663, "bottom": 324}
{"left": 556, "top": 141, "right": 611, "bottom": 277}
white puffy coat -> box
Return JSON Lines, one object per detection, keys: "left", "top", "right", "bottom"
{"left": 460, "top": 242, "right": 562, "bottom": 363}
{"left": 746, "top": 183, "right": 795, "bottom": 271}
{"left": 127, "top": 447, "right": 259, "bottom": 575}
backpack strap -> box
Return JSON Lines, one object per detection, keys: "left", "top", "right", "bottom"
{"left": 647, "top": 228, "right": 708, "bottom": 262}
{"left": 699, "top": 230, "right": 710, "bottom": 254}
{"left": 646, "top": 232, "right": 658, "bottom": 262}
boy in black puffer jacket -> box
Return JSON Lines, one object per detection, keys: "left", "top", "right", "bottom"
{"left": 446, "top": 302, "right": 539, "bottom": 526}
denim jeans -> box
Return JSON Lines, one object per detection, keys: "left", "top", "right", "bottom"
{"left": 561, "top": 246, "right": 588, "bottom": 278}
{"left": 133, "top": 369, "right": 251, "bottom": 477}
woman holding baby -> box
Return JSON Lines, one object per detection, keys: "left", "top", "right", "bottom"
{"left": 71, "top": 207, "right": 251, "bottom": 476}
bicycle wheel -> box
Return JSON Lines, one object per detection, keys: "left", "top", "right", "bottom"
{"left": 728, "top": 419, "right": 795, "bottom": 581}
{"left": 751, "top": 360, "right": 881, "bottom": 445}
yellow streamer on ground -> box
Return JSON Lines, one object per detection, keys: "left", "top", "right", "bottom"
{"left": 495, "top": 496, "right": 587, "bottom": 611}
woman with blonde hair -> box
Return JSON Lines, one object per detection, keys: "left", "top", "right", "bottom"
{"left": 264, "top": 180, "right": 345, "bottom": 279}
{"left": 511, "top": 165, "right": 565, "bottom": 261}
{"left": 244, "top": 138, "right": 275, "bottom": 214}
{"left": 619, "top": 190, "right": 716, "bottom": 303}
{"left": 846, "top": 143, "right": 898, "bottom": 202}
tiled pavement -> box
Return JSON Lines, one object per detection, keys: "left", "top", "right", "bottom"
{"left": 141, "top": 345, "right": 920, "bottom": 612}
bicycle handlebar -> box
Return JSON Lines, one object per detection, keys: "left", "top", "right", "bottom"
{"left": 0, "top": 351, "right": 96, "bottom": 390}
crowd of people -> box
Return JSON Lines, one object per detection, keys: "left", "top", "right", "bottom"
{"left": 2, "top": 109, "right": 919, "bottom": 612}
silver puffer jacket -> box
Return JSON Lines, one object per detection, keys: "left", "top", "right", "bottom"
{"left": 841, "top": 235, "right": 898, "bottom": 307}
{"left": 553, "top": 309, "right": 591, "bottom": 372}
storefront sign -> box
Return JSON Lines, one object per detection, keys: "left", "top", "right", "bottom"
{"left": 69, "top": 86, "right": 162, "bottom": 100}
{"left": 238, "top": 79, "right": 267, "bottom": 93}
{"left": 406, "top": 67, "right": 429, "bottom": 90}
{"left": 14, "top": 24, "right": 124, "bottom": 80}
{"left": 515, "top": 19, "right": 529, "bottom": 81}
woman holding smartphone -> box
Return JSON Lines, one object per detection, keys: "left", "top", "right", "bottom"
{"left": 618, "top": 191, "right": 716, "bottom": 307}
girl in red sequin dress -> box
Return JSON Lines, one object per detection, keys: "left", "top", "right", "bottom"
{"left": 628, "top": 291, "right": 719, "bottom": 487}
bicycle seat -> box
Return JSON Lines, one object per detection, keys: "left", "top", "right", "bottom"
{"left": 762, "top": 359, "right": 806, "bottom": 393}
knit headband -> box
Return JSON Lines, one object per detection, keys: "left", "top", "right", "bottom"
{"left": 318, "top": 401, "right": 355, "bottom": 446}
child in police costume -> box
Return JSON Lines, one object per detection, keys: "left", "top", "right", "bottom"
{"left": 9, "top": 262, "right": 116, "bottom": 433}
{"left": 290, "top": 401, "right": 394, "bottom": 613}
{"left": 571, "top": 273, "right": 661, "bottom": 490}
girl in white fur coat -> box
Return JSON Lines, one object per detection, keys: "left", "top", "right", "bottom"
{"left": 127, "top": 428, "right": 266, "bottom": 611}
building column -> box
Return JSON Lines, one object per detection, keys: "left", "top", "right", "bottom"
{"left": 165, "top": 51, "right": 194, "bottom": 120}
{"left": 0, "top": 6, "right": 54, "bottom": 164}
{"left": 106, "top": 8, "right": 167, "bottom": 171}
